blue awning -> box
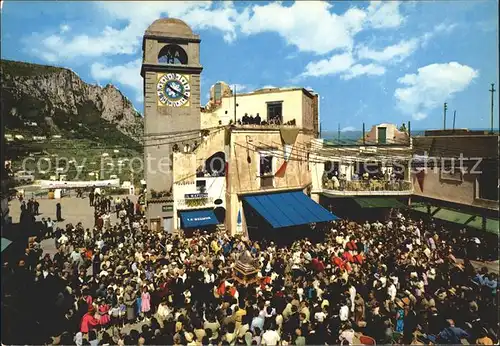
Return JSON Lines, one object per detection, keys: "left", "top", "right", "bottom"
{"left": 243, "top": 190, "right": 338, "bottom": 228}
{"left": 180, "top": 209, "right": 219, "bottom": 228}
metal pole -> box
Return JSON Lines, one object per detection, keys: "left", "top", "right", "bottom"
{"left": 443, "top": 102, "right": 447, "bottom": 130}
{"left": 338, "top": 123, "right": 340, "bottom": 141}
{"left": 489, "top": 83, "right": 496, "bottom": 134}
{"left": 362, "top": 123, "right": 366, "bottom": 145}
{"left": 233, "top": 85, "right": 237, "bottom": 124}
{"left": 408, "top": 121, "right": 411, "bottom": 145}
{"left": 452, "top": 110, "right": 456, "bottom": 131}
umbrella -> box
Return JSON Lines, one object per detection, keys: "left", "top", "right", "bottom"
{"left": 1, "top": 237, "right": 13, "bottom": 253}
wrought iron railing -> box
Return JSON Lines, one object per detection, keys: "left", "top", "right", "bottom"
{"left": 322, "top": 178, "right": 412, "bottom": 192}
{"left": 177, "top": 197, "right": 215, "bottom": 208}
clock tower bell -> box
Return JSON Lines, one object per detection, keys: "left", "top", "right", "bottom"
{"left": 141, "top": 18, "right": 203, "bottom": 226}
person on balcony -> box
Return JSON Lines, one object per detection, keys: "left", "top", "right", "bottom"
{"left": 332, "top": 175, "right": 340, "bottom": 190}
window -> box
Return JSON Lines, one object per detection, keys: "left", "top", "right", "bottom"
{"left": 267, "top": 102, "right": 283, "bottom": 124}
{"left": 324, "top": 161, "right": 339, "bottom": 178}
{"left": 158, "top": 44, "right": 188, "bottom": 64}
{"left": 260, "top": 154, "right": 273, "bottom": 176}
{"left": 476, "top": 161, "right": 499, "bottom": 201}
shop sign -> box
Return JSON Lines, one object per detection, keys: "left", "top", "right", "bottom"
{"left": 185, "top": 193, "right": 208, "bottom": 199}
{"left": 162, "top": 205, "right": 173, "bottom": 212}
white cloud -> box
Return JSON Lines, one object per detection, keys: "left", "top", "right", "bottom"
{"left": 240, "top": 2, "right": 367, "bottom": 55}
{"left": 421, "top": 23, "right": 457, "bottom": 47}
{"left": 341, "top": 126, "right": 357, "bottom": 132}
{"left": 30, "top": 1, "right": 244, "bottom": 62}
{"left": 240, "top": 1, "right": 405, "bottom": 55}
{"left": 394, "top": 62, "right": 479, "bottom": 120}
{"left": 342, "top": 63, "right": 386, "bottom": 80}
{"left": 357, "top": 38, "right": 419, "bottom": 63}
{"left": 60, "top": 24, "right": 70, "bottom": 33}
{"left": 357, "top": 22, "right": 456, "bottom": 64}
{"left": 365, "top": 1, "right": 405, "bottom": 29}
{"left": 231, "top": 83, "right": 249, "bottom": 92}
{"left": 301, "top": 53, "right": 355, "bottom": 77}
{"left": 90, "top": 58, "right": 143, "bottom": 102}
{"left": 300, "top": 52, "right": 385, "bottom": 80}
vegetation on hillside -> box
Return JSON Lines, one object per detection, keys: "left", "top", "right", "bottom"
{"left": 1, "top": 59, "right": 144, "bottom": 183}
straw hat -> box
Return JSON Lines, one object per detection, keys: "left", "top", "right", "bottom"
{"left": 396, "top": 299, "right": 405, "bottom": 309}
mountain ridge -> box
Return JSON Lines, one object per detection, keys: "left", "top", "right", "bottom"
{"left": 1, "top": 59, "right": 144, "bottom": 144}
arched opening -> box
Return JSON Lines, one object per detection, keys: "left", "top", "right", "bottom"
{"left": 204, "top": 151, "right": 225, "bottom": 177}
{"left": 214, "top": 206, "right": 226, "bottom": 224}
{"left": 158, "top": 44, "right": 188, "bottom": 65}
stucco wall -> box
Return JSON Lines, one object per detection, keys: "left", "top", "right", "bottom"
{"left": 411, "top": 167, "right": 478, "bottom": 206}
{"left": 172, "top": 130, "right": 227, "bottom": 230}
{"left": 202, "top": 90, "right": 306, "bottom": 128}
{"left": 225, "top": 130, "right": 314, "bottom": 235}
{"left": 365, "top": 123, "right": 408, "bottom": 144}
{"left": 302, "top": 92, "right": 316, "bottom": 131}
{"left": 229, "top": 131, "right": 313, "bottom": 193}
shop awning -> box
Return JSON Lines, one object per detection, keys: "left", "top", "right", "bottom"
{"left": 465, "top": 216, "right": 500, "bottom": 235}
{"left": 243, "top": 190, "right": 338, "bottom": 228}
{"left": 179, "top": 209, "right": 219, "bottom": 229}
{"left": 1, "top": 238, "right": 13, "bottom": 253}
{"left": 432, "top": 208, "right": 475, "bottom": 224}
{"left": 412, "top": 204, "right": 499, "bottom": 234}
{"left": 411, "top": 204, "right": 439, "bottom": 215}
{"left": 353, "top": 197, "right": 406, "bottom": 209}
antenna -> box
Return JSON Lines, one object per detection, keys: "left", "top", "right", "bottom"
{"left": 233, "top": 85, "right": 237, "bottom": 124}
{"left": 362, "top": 123, "right": 366, "bottom": 145}
{"left": 443, "top": 102, "right": 448, "bottom": 130}
{"left": 489, "top": 83, "right": 496, "bottom": 134}
{"left": 338, "top": 123, "right": 340, "bottom": 141}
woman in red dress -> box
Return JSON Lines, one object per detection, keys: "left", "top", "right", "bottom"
{"left": 80, "top": 306, "right": 100, "bottom": 334}
{"left": 97, "top": 298, "right": 111, "bottom": 329}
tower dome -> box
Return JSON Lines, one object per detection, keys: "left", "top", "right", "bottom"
{"left": 145, "top": 18, "right": 193, "bottom": 36}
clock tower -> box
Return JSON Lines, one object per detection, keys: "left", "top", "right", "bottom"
{"left": 141, "top": 18, "right": 202, "bottom": 226}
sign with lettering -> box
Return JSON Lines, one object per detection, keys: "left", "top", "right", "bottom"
{"left": 162, "top": 205, "right": 173, "bottom": 212}
{"left": 185, "top": 193, "right": 208, "bottom": 199}
{"left": 186, "top": 216, "right": 212, "bottom": 222}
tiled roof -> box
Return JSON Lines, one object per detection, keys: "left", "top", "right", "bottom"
{"left": 413, "top": 135, "right": 498, "bottom": 158}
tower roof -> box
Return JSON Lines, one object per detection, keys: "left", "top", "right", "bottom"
{"left": 145, "top": 18, "right": 194, "bottom": 36}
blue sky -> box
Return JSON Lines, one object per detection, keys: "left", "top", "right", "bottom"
{"left": 1, "top": 0, "right": 498, "bottom": 131}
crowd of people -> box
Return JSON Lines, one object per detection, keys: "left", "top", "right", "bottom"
{"left": 90, "top": 191, "right": 144, "bottom": 231}
{"left": 1, "top": 203, "right": 498, "bottom": 345}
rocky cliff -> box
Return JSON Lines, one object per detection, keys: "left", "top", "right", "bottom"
{"left": 1, "top": 60, "right": 143, "bottom": 145}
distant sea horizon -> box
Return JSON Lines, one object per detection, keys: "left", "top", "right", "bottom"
{"left": 320, "top": 128, "right": 499, "bottom": 143}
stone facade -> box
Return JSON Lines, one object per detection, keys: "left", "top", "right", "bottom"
{"left": 141, "top": 19, "right": 203, "bottom": 225}
{"left": 225, "top": 128, "right": 315, "bottom": 236}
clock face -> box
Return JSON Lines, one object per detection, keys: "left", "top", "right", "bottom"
{"left": 157, "top": 73, "right": 191, "bottom": 107}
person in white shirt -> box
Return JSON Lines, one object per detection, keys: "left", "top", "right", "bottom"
{"left": 339, "top": 304, "right": 349, "bottom": 322}
{"left": 388, "top": 280, "right": 397, "bottom": 301}
{"left": 339, "top": 323, "right": 355, "bottom": 345}
{"left": 261, "top": 327, "right": 280, "bottom": 346}
{"left": 348, "top": 285, "right": 356, "bottom": 312}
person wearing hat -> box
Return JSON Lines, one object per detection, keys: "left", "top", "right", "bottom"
{"left": 395, "top": 299, "right": 405, "bottom": 333}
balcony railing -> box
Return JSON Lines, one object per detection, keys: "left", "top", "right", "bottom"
{"left": 177, "top": 197, "right": 215, "bottom": 208}
{"left": 322, "top": 178, "right": 412, "bottom": 194}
